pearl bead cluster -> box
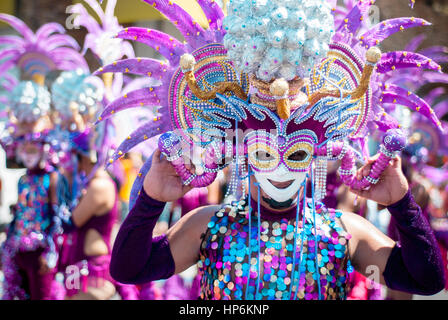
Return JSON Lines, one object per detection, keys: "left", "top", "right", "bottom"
{"left": 11, "top": 81, "right": 51, "bottom": 123}
{"left": 51, "top": 69, "right": 104, "bottom": 120}
{"left": 337, "top": 168, "right": 355, "bottom": 176}
{"left": 313, "top": 157, "right": 328, "bottom": 201}
{"left": 379, "top": 144, "right": 398, "bottom": 159}
{"left": 222, "top": 0, "right": 334, "bottom": 81}
{"left": 224, "top": 154, "right": 247, "bottom": 202}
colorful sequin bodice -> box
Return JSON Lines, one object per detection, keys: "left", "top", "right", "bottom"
{"left": 11, "top": 173, "right": 52, "bottom": 251}
{"left": 198, "top": 199, "right": 353, "bottom": 300}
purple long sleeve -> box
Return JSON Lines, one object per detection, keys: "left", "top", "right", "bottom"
{"left": 435, "top": 230, "right": 448, "bottom": 250}
{"left": 110, "top": 188, "right": 175, "bottom": 284}
{"left": 383, "top": 190, "right": 445, "bottom": 295}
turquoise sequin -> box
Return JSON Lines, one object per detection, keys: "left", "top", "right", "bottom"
{"left": 11, "top": 173, "right": 52, "bottom": 251}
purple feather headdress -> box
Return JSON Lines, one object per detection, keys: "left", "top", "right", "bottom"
{"left": 94, "top": 0, "right": 227, "bottom": 163}
{"left": 330, "top": 0, "right": 445, "bottom": 140}
{"left": 92, "top": 0, "right": 227, "bottom": 203}
{"left": 380, "top": 34, "right": 448, "bottom": 109}
{"left": 67, "top": 0, "right": 146, "bottom": 172}
{"left": 0, "top": 14, "right": 91, "bottom": 173}
{"left": 93, "top": 0, "right": 446, "bottom": 203}
{"left": 388, "top": 35, "right": 448, "bottom": 161}
{"left": 0, "top": 14, "right": 88, "bottom": 82}
{"left": 67, "top": 0, "right": 135, "bottom": 66}
{"left": 108, "top": 75, "right": 160, "bottom": 159}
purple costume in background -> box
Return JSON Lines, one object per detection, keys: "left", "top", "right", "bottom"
{"left": 1, "top": 170, "right": 56, "bottom": 300}
{"left": 58, "top": 181, "right": 119, "bottom": 297}
{"left": 176, "top": 188, "right": 209, "bottom": 217}
{"left": 321, "top": 171, "right": 343, "bottom": 210}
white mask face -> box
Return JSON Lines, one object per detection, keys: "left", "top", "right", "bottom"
{"left": 17, "top": 142, "right": 43, "bottom": 169}
{"left": 253, "top": 163, "right": 307, "bottom": 203}
{"left": 18, "top": 151, "right": 41, "bottom": 169}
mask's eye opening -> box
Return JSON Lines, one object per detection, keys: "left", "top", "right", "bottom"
{"left": 255, "top": 150, "right": 275, "bottom": 161}
{"left": 287, "top": 150, "right": 308, "bottom": 162}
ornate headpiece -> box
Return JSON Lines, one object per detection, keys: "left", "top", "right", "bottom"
{"left": 67, "top": 0, "right": 134, "bottom": 66}
{"left": 0, "top": 14, "right": 88, "bottom": 85}
{"left": 37, "top": 0, "right": 132, "bottom": 169}
{"left": 95, "top": 0, "right": 444, "bottom": 206}
{"left": 0, "top": 14, "right": 89, "bottom": 147}
{"left": 50, "top": 68, "right": 107, "bottom": 167}
{"left": 51, "top": 69, "right": 104, "bottom": 130}
{"left": 374, "top": 34, "right": 448, "bottom": 168}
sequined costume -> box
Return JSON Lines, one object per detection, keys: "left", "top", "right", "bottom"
{"left": 0, "top": 11, "right": 89, "bottom": 299}
{"left": 13, "top": 173, "right": 53, "bottom": 251}
{"left": 198, "top": 199, "right": 352, "bottom": 300}
{"left": 2, "top": 169, "right": 56, "bottom": 300}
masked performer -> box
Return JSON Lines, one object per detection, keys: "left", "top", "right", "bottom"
{"left": 1, "top": 129, "right": 58, "bottom": 300}
{"left": 0, "top": 14, "right": 86, "bottom": 300}
{"left": 49, "top": 68, "right": 122, "bottom": 300}
{"left": 97, "top": 0, "right": 445, "bottom": 299}
{"left": 50, "top": 0, "right": 142, "bottom": 300}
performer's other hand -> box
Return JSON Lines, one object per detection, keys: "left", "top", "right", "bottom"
{"left": 349, "top": 155, "right": 409, "bottom": 206}
{"left": 143, "top": 149, "right": 193, "bottom": 202}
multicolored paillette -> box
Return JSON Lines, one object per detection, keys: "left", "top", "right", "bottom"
{"left": 198, "top": 199, "right": 353, "bottom": 300}
{"left": 11, "top": 173, "right": 52, "bottom": 251}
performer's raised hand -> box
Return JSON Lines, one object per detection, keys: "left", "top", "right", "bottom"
{"left": 143, "top": 149, "right": 193, "bottom": 202}
{"left": 349, "top": 155, "right": 409, "bottom": 206}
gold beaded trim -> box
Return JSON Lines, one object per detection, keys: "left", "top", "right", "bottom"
{"left": 249, "top": 75, "right": 308, "bottom": 114}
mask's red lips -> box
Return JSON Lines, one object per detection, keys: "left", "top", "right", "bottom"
{"left": 268, "top": 179, "right": 295, "bottom": 189}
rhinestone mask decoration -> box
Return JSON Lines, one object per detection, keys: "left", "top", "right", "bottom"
{"left": 243, "top": 110, "right": 318, "bottom": 203}
{"left": 246, "top": 130, "right": 316, "bottom": 174}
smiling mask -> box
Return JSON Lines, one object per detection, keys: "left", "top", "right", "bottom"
{"left": 246, "top": 129, "right": 316, "bottom": 202}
